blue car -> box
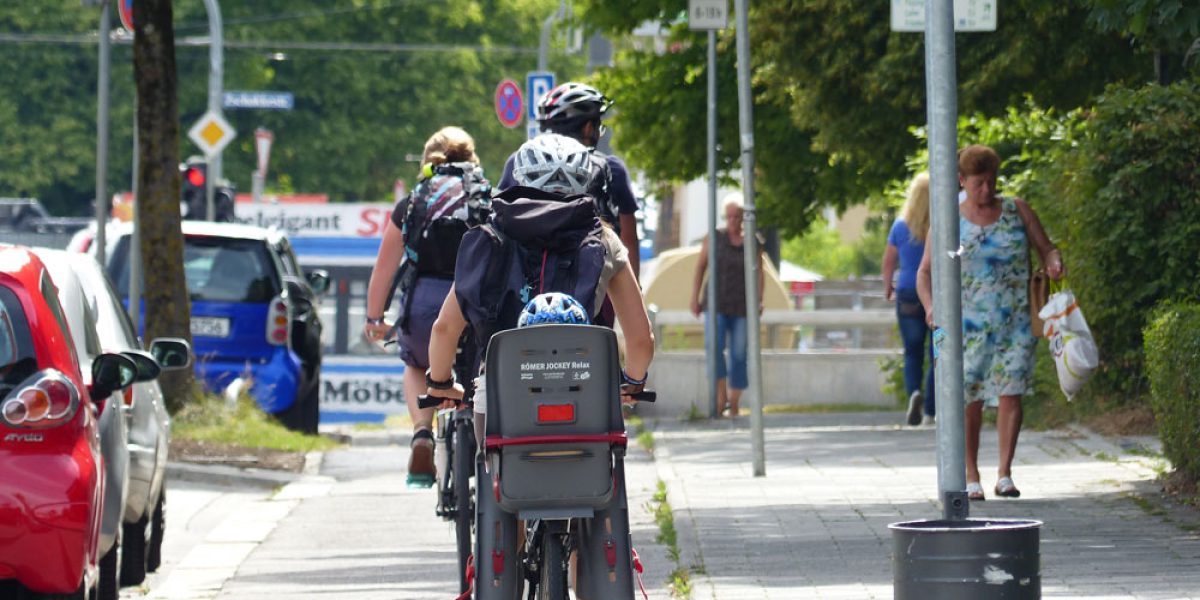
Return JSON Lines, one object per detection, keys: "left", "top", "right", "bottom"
{"left": 102, "top": 222, "right": 328, "bottom": 433}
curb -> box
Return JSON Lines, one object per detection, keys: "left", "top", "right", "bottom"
{"left": 166, "top": 450, "right": 323, "bottom": 488}
{"left": 648, "top": 423, "right": 713, "bottom": 598}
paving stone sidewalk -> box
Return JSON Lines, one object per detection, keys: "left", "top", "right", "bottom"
{"left": 648, "top": 411, "right": 1200, "bottom": 599}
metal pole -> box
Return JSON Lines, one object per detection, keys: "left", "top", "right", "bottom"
{"left": 538, "top": 1, "right": 565, "bottom": 72}
{"left": 130, "top": 100, "right": 141, "bottom": 332}
{"left": 94, "top": 0, "right": 111, "bottom": 267}
{"left": 733, "top": 0, "right": 765, "bottom": 477}
{"left": 705, "top": 30, "right": 720, "bottom": 419}
{"left": 203, "top": 0, "right": 223, "bottom": 221}
{"left": 925, "top": 0, "right": 967, "bottom": 520}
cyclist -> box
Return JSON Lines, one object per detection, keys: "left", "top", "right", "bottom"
{"left": 426, "top": 133, "right": 653, "bottom": 599}
{"left": 364, "top": 126, "right": 489, "bottom": 488}
{"left": 498, "top": 82, "right": 642, "bottom": 284}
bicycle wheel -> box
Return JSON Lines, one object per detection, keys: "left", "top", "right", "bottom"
{"left": 453, "top": 418, "right": 475, "bottom": 594}
{"left": 538, "top": 533, "right": 569, "bottom": 600}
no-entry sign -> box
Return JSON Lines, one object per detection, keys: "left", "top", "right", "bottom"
{"left": 495, "top": 79, "right": 524, "bottom": 129}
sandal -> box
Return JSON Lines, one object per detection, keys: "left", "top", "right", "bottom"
{"left": 406, "top": 428, "right": 436, "bottom": 489}
{"left": 994, "top": 476, "right": 1021, "bottom": 498}
{"left": 966, "top": 481, "right": 986, "bottom": 501}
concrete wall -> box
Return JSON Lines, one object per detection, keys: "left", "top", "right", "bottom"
{"left": 643, "top": 350, "right": 899, "bottom": 418}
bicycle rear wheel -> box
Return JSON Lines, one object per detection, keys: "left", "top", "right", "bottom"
{"left": 453, "top": 418, "right": 475, "bottom": 594}
{"left": 538, "top": 533, "right": 569, "bottom": 600}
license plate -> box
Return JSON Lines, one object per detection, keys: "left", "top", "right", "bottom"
{"left": 190, "top": 316, "right": 231, "bottom": 338}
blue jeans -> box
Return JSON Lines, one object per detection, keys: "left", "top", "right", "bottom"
{"left": 706, "top": 312, "right": 748, "bottom": 390}
{"left": 895, "top": 289, "right": 935, "bottom": 416}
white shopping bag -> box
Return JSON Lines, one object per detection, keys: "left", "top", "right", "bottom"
{"left": 1039, "top": 290, "right": 1100, "bottom": 398}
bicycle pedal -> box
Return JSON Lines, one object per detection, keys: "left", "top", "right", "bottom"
{"left": 406, "top": 473, "right": 436, "bottom": 489}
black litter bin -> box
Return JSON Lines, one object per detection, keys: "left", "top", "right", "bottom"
{"left": 890, "top": 518, "right": 1042, "bottom": 599}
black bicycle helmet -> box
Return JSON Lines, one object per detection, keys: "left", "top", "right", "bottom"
{"left": 535, "top": 82, "right": 611, "bottom": 126}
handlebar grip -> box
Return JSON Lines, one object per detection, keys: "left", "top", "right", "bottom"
{"left": 417, "top": 394, "right": 453, "bottom": 409}
{"left": 628, "top": 390, "right": 656, "bottom": 403}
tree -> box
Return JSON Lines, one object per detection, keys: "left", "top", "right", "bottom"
{"left": 133, "top": 0, "right": 193, "bottom": 407}
{"left": 577, "top": 0, "right": 1154, "bottom": 236}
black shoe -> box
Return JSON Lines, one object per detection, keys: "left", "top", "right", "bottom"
{"left": 905, "top": 391, "right": 923, "bottom": 426}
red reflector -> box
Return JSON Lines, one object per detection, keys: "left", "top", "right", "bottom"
{"left": 537, "top": 403, "right": 575, "bottom": 424}
{"left": 271, "top": 329, "right": 288, "bottom": 342}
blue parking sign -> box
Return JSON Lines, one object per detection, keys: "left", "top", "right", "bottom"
{"left": 526, "top": 72, "right": 555, "bottom": 121}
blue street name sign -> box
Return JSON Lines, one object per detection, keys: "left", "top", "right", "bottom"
{"left": 223, "top": 91, "right": 295, "bottom": 111}
{"left": 526, "top": 71, "right": 555, "bottom": 121}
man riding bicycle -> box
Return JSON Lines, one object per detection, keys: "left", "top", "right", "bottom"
{"left": 424, "top": 133, "right": 653, "bottom": 598}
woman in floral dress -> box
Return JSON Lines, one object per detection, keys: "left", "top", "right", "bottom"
{"left": 916, "top": 145, "right": 1063, "bottom": 500}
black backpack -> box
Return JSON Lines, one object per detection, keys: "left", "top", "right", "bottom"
{"left": 388, "top": 162, "right": 491, "bottom": 333}
{"left": 454, "top": 190, "right": 607, "bottom": 369}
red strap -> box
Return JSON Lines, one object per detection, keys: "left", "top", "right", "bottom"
{"left": 453, "top": 554, "right": 475, "bottom": 600}
{"left": 484, "top": 432, "right": 628, "bottom": 449}
{"left": 540, "top": 248, "right": 548, "bottom": 294}
{"left": 632, "top": 547, "right": 649, "bottom": 600}
{"left": 492, "top": 548, "right": 505, "bottom": 577}
{"left": 604, "top": 538, "right": 617, "bottom": 568}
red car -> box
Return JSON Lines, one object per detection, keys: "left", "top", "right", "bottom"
{"left": 0, "top": 245, "right": 136, "bottom": 599}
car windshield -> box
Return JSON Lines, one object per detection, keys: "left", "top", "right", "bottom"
{"left": 0, "top": 285, "right": 37, "bottom": 394}
{"left": 109, "top": 235, "right": 280, "bottom": 304}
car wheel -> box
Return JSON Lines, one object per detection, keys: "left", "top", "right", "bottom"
{"left": 97, "top": 526, "right": 121, "bottom": 600}
{"left": 147, "top": 487, "right": 166, "bottom": 573}
{"left": 120, "top": 510, "right": 151, "bottom": 585}
{"left": 19, "top": 581, "right": 88, "bottom": 600}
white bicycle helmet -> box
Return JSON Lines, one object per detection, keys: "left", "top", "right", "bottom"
{"left": 511, "top": 133, "right": 593, "bottom": 195}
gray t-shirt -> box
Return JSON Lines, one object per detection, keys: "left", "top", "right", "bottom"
{"left": 594, "top": 225, "right": 630, "bottom": 317}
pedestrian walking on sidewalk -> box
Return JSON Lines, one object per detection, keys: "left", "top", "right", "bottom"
{"left": 690, "top": 194, "right": 765, "bottom": 418}
{"left": 883, "top": 172, "right": 936, "bottom": 427}
{"left": 916, "top": 144, "right": 1063, "bottom": 501}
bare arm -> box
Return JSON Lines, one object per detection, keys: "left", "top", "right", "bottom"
{"left": 882, "top": 243, "right": 899, "bottom": 301}
{"left": 427, "top": 284, "right": 467, "bottom": 393}
{"left": 1014, "top": 198, "right": 1064, "bottom": 280}
{"left": 689, "top": 235, "right": 710, "bottom": 317}
{"left": 609, "top": 264, "right": 654, "bottom": 381}
{"left": 619, "top": 213, "right": 640, "bottom": 281}
{"left": 364, "top": 221, "right": 405, "bottom": 339}
{"left": 916, "top": 235, "right": 934, "bottom": 326}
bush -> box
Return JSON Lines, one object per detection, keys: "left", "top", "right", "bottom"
{"left": 1050, "top": 80, "right": 1200, "bottom": 400}
{"left": 1143, "top": 303, "right": 1200, "bottom": 484}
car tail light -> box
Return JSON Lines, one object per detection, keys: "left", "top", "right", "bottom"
{"left": 1, "top": 370, "right": 80, "bottom": 428}
{"left": 536, "top": 403, "right": 576, "bottom": 424}
{"left": 266, "top": 296, "right": 291, "bottom": 346}
{"left": 122, "top": 386, "right": 135, "bottom": 407}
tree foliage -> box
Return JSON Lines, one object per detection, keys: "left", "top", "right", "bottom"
{"left": 578, "top": 0, "right": 1156, "bottom": 236}
{"left": 0, "top": 1, "right": 579, "bottom": 213}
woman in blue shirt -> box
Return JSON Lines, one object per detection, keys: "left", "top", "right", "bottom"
{"left": 882, "top": 172, "right": 934, "bottom": 426}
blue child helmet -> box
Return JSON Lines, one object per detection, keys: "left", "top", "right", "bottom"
{"left": 517, "top": 292, "right": 590, "bottom": 328}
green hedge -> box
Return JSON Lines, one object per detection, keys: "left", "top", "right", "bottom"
{"left": 1144, "top": 303, "right": 1200, "bottom": 483}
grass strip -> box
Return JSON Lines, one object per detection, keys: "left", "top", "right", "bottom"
{"left": 173, "top": 392, "right": 339, "bottom": 452}
{"left": 649, "top": 480, "right": 692, "bottom": 599}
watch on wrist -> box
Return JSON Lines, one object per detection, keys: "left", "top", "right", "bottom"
{"left": 365, "top": 316, "right": 385, "bottom": 326}
{"left": 426, "top": 368, "right": 454, "bottom": 390}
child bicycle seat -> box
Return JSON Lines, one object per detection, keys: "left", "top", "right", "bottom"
{"left": 484, "top": 324, "right": 626, "bottom": 514}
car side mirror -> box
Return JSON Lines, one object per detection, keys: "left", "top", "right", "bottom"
{"left": 306, "top": 269, "right": 330, "bottom": 295}
{"left": 90, "top": 352, "right": 137, "bottom": 400}
{"left": 149, "top": 337, "right": 192, "bottom": 370}
{"left": 122, "top": 349, "right": 162, "bottom": 382}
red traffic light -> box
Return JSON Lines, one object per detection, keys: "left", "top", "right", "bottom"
{"left": 185, "top": 167, "right": 206, "bottom": 187}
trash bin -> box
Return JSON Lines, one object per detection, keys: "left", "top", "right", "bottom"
{"left": 890, "top": 518, "right": 1041, "bottom": 599}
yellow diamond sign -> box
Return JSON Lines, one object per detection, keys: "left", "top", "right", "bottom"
{"left": 187, "top": 110, "right": 237, "bottom": 156}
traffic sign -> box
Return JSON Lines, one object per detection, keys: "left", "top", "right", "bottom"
{"left": 255, "top": 128, "right": 274, "bottom": 179}
{"left": 224, "top": 91, "right": 295, "bottom": 111}
{"left": 526, "top": 71, "right": 555, "bottom": 121}
{"left": 118, "top": 0, "right": 134, "bottom": 32}
{"left": 891, "top": 0, "right": 997, "bottom": 32}
{"left": 688, "top": 0, "right": 729, "bottom": 30}
{"left": 527, "top": 123, "right": 541, "bottom": 140}
{"left": 187, "top": 111, "right": 237, "bottom": 157}
{"left": 495, "top": 79, "right": 524, "bottom": 129}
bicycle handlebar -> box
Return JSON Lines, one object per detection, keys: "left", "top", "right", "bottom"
{"left": 417, "top": 394, "right": 462, "bottom": 409}
{"left": 623, "top": 389, "right": 656, "bottom": 403}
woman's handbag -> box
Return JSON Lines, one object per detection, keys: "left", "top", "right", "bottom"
{"left": 1029, "top": 267, "right": 1050, "bottom": 337}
